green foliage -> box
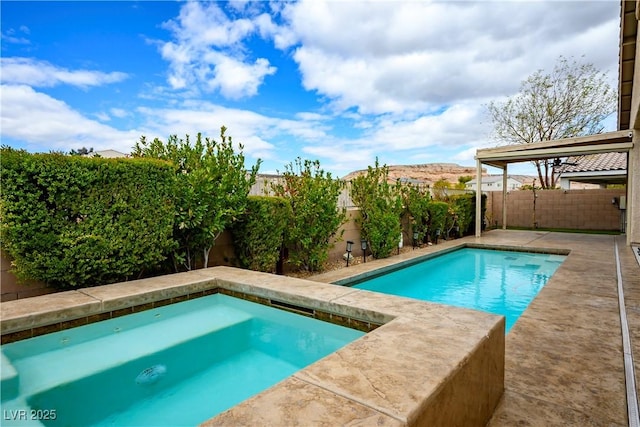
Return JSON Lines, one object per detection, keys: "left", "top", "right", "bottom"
{"left": 487, "top": 56, "right": 616, "bottom": 189}
{"left": 431, "top": 178, "right": 451, "bottom": 201}
{"left": 271, "top": 158, "right": 346, "bottom": 272}
{"left": 455, "top": 175, "right": 473, "bottom": 190}
{"left": 69, "top": 147, "right": 94, "bottom": 156}
{"left": 448, "top": 194, "right": 474, "bottom": 237}
{"left": 402, "top": 183, "right": 431, "bottom": 243}
{"left": 427, "top": 202, "right": 448, "bottom": 241}
{"left": 447, "top": 193, "right": 487, "bottom": 237}
{"left": 133, "top": 127, "right": 260, "bottom": 271}
{"left": 232, "top": 196, "right": 291, "bottom": 273}
{"left": 350, "top": 159, "right": 403, "bottom": 259}
{"left": 0, "top": 148, "right": 176, "bottom": 288}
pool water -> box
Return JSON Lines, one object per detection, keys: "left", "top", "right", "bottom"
{"left": 352, "top": 248, "right": 566, "bottom": 332}
{"left": 1, "top": 294, "right": 364, "bottom": 426}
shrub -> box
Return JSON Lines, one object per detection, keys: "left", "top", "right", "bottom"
{"left": 427, "top": 201, "right": 448, "bottom": 241}
{"left": 0, "top": 148, "right": 176, "bottom": 288}
{"left": 232, "top": 196, "right": 291, "bottom": 273}
{"left": 133, "top": 127, "right": 259, "bottom": 271}
{"left": 448, "top": 194, "right": 474, "bottom": 237}
{"left": 271, "top": 158, "right": 346, "bottom": 272}
{"left": 350, "top": 159, "right": 403, "bottom": 259}
{"left": 447, "top": 193, "right": 487, "bottom": 237}
{"left": 402, "top": 183, "right": 431, "bottom": 243}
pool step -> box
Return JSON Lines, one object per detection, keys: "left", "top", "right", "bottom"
{"left": 1, "top": 350, "right": 19, "bottom": 401}
{"left": 4, "top": 305, "right": 254, "bottom": 397}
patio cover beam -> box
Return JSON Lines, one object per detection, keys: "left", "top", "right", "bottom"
{"left": 474, "top": 130, "right": 634, "bottom": 237}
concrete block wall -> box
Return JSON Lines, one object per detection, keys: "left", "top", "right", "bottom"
{"left": 1, "top": 210, "right": 369, "bottom": 300}
{"left": 4, "top": 189, "right": 626, "bottom": 301}
{"left": 1, "top": 250, "right": 55, "bottom": 302}
{"left": 328, "top": 208, "right": 364, "bottom": 261}
{"left": 486, "top": 188, "right": 626, "bottom": 231}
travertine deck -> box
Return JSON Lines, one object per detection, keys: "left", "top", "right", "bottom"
{"left": 1, "top": 252, "right": 505, "bottom": 426}
{"left": 313, "top": 230, "right": 636, "bottom": 426}
{"left": 1, "top": 230, "right": 636, "bottom": 425}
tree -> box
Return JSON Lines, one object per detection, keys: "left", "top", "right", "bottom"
{"left": 350, "top": 159, "right": 403, "bottom": 259}
{"left": 487, "top": 56, "right": 616, "bottom": 189}
{"left": 69, "top": 147, "right": 94, "bottom": 156}
{"left": 455, "top": 175, "right": 473, "bottom": 190}
{"left": 133, "top": 127, "right": 260, "bottom": 271}
{"left": 431, "top": 178, "right": 451, "bottom": 201}
{"left": 271, "top": 158, "right": 346, "bottom": 272}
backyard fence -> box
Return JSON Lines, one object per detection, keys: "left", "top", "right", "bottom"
{"left": 485, "top": 188, "right": 627, "bottom": 231}
{"left": 2, "top": 188, "right": 627, "bottom": 302}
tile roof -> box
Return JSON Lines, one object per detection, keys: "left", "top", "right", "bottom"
{"left": 559, "top": 152, "right": 627, "bottom": 173}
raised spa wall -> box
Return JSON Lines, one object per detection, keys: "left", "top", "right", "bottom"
{"left": 1, "top": 266, "right": 505, "bottom": 426}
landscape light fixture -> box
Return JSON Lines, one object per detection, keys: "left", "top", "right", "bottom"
{"left": 435, "top": 229, "right": 441, "bottom": 245}
{"left": 360, "top": 238, "right": 368, "bottom": 263}
{"left": 346, "top": 240, "right": 354, "bottom": 267}
{"left": 413, "top": 231, "right": 419, "bottom": 249}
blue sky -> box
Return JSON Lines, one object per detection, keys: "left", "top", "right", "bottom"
{"left": 1, "top": 1, "right": 620, "bottom": 177}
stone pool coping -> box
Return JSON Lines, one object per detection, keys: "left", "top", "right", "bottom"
{"left": 1, "top": 263, "right": 504, "bottom": 426}
{"left": 327, "top": 242, "right": 570, "bottom": 287}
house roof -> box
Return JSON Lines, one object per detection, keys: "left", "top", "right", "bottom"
{"left": 619, "top": 0, "right": 637, "bottom": 130}
{"left": 84, "top": 149, "right": 128, "bottom": 158}
{"left": 559, "top": 152, "right": 627, "bottom": 173}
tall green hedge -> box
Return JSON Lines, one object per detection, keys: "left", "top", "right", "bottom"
{"left": 232, "top": 196, "right": 291, "bottom": 273}
{"left": 0, "top": 148, "right": 176, "bottom": 288}
{"left": 448, "top": 193, "right": 487, "bottom": 237}
{"left": 402, "top": 183, "right": 431, "bottom": 243}
{"left": 427, "top": 201, "right": 448, "bottom": 241}
{"left": 350, "top": 160, "right": 403, "bottom": 259}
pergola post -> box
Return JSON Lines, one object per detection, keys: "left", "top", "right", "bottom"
{"left": 475, "top": 158, "right": 482, "bottom": 238}
{"left": 502, "top": 166, "right": 508, "bottom": 230}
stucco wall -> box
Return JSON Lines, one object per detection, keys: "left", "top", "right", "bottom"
{"left": 485, "top": 188, "right": 627, "bottom": 231}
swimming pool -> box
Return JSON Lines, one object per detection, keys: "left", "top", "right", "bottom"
{"left": 1, "top": 293, "right": 364, "bottom": 426}
{"left": 349, "top": 247, "right": 566, "bottom": 332}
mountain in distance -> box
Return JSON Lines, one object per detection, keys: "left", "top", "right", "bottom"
{"left": 341, "top": 163, "right": 487, "bottom": 186}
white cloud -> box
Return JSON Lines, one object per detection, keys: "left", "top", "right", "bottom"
{"left": 1, "top": 26, "right": 31, "bottom": 45}
{"left": 279, "top": 0, "right": 619, "bottom": 115}
{"left": 95, "top": 112, "right": 110, "bottom": 122}
{"left": 135, "top": 100, "right": 336, "bottom": 160}
{"left": 159, "top": 1, "right": 276, "bottom": 99}
{"left": 206, "top": 55, "right": 276, "bottom": 99}
{"left": 0, "top": 85, "right": 140, "bottom": 152}
{"left": 0, "top": 58, "right": 128, "bottom": 88}
{"left": 110, "top": 108, "right": 128, "bottom": 118}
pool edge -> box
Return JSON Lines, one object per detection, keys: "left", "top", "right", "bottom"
{"left": 1, "top": 266, "right": 504, "bottom": 427}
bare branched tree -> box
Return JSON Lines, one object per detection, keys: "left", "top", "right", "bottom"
{"left": 487, "top": 56, "right": 616, "bottom": 189}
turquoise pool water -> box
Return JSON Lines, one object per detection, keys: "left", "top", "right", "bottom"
{"left": 1, "top": 294, "right": 364, "bottom": 426}
{"left": 352, "top": 248, "right": 566, "bottom": 332}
